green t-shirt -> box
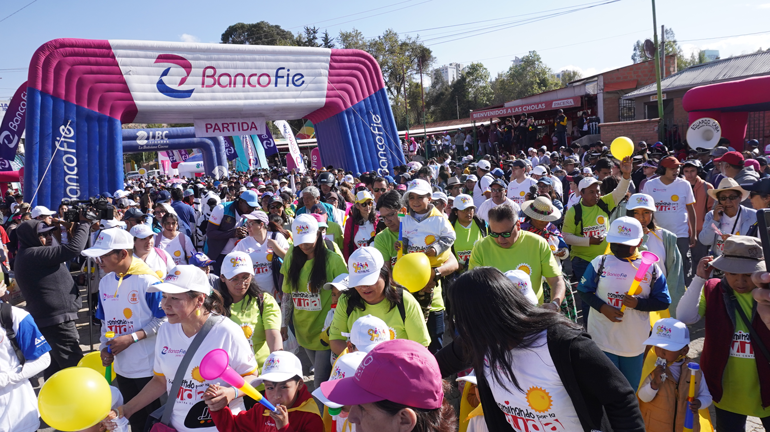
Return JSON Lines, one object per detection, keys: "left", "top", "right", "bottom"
{"left": 228, "top": 293, "right": 281, "bottom": 368}
{"left": 373, "top": 228, "right": 444, "bottom": 312}
{"left": 562, "top": 195, "right": 616, "bottom": 262}
{"left": 468, "top": 230, "right": 560, "bottom": 303}
{"left": 324, "top": 221, "right": 344, "bottom": 251}
{"left": 329, "top": 290, "right": 430, "bottom": 347}
{"left": 453, "top": 221, "right": 484, "bottom": 269}
{"left": 699, "top": 290, "right": 770, "bottom": 417}
{"left": 281, "top": 248, "right": 348, "bottom": 351}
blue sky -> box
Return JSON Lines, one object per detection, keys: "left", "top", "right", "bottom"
{"left": 2, "top": 0, "right": 769, "bottom": 100}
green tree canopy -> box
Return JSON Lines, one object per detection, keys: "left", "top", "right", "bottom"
{"left": 221, "top": 21, "right": 296, "bottom": 46}
{"left": 491, "top": 51, "right": 560, "bottom": 105}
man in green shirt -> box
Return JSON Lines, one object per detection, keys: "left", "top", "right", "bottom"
{"left": 469, "top": 204, "right": 565, "bottom": 309}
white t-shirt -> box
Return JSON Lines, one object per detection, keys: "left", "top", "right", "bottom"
{"left": 476, "top": 198, "right": 521, "bottom": 224}
{"left": 642, "top": 177, "right": 695, "bottom": 238}
{"left": 714, "top": 210, "right": 746, "bottom": 255}
{"left": 353, "top": 220, "right": 377, "bottom": 249}
{"left": 137, "top": 249, "right": 176, "bottom": 279}
{"left": 644, "top": 230, "right": 667, "bottom": 277}
{"left": 96, "top": 270, "right": 164, "bottom": 378}
{"left": 507, "top": 177, "right": 538, "bottom": 205}
{"left": 232, "top": 233, "right": 290, "bottom": 296}
{"left": 473, "top": 174, "right": 495, "bottom": 208}
{"left": 209, "top": 204, "right": 244, "bottom": 255}
{"left": 484, "top": 331, "right": 582, "bottom": 432}
{"left": 153, "top": 315, "right": 257, "bottom": 432}
{"left": 157, "top": 232, "right": 196, "bottom": 265}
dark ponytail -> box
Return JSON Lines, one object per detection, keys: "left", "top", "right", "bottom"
{"left": 188, "top": 289, "right": 227, "bottom": 316}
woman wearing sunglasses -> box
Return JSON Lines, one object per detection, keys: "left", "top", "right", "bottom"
{"left": 698, "top": 178, "right": 756, "bottom": 259}
{"left": 342, "top": 190, "right": 377, "bottom": 261}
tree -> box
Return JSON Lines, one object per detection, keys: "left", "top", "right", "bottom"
{"left": 297, "top": 26, "right": 320, "bottom": 47}
{"left": 338, "top": 29, "right": 367, "bottom": 50}
{"left": 558, "top": 69, "right": 582, "bottom": 86}
{"left": 491, "top": 51, "right": 560, "bottom": 104}
{"left": 632, "top": 28, "right": 692, "bottom": 67}
{"left": 221, "top": 21, "right": 296, "bottom": 46}
{"left": 321, "top": 30, "right": 335, "bottom": 49}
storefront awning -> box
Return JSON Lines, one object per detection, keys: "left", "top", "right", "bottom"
{"left": 470, "top": 96, "right": 581, "bottom": 120}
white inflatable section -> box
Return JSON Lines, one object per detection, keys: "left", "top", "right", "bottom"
{"left": 109, "top": 40, "right": 331, "bottom": 123}
{"left": 177, "top": 161, "right": 205, "bottom": 177}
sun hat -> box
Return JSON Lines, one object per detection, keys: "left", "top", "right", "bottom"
{"left": 81, "top": 228, "right": 134, "bottom": 257}
{"left": 626, "top": 193, "right": 656, "bottom": 212}
{"left": 710, "top": 235, "right": 766, "bottom": 274}
{"left": 578, "top": 177, "right": 601, "bottom": 191}
{"left": 148, "top": 265, "right": 213, "bottom": 295}
{"left": 347, "top": 247, "right": 384, "bottom": 287}
{"left": 447, "top": 176, "right": 462, "bottom": 187}
{"left": 431, "top": 192, "right": 448, "bottom": 203}
{"left": 405, "top": 179, "right": 432, "bottom": 197}
{"left": 521, "top": 197, "right": 562, "bottom": 223}
{"left": 323, "top": 274, "right": 350, "bottom": 291}
{"left": 503, "top": 269, "right": 538, "bottom": 305}
{"left": 239, "top": 190, "right": 260, "bottom": 207}
{"left": 707, "top": 177, "right": 749, "bottom": 202}
{"left": 221, "top": 251, "right": 254, "bottom": 279}
{"left": 242, "top": 210, "right": 269, "bottom": 225}
{"left": 341, "top": 314, "right": 392, "bottom": 353}
{"left": 189, "top": 252, "right": 215, "bottom": 268}
{"left": 643, "top": 318, "right": 690, "bottom": 351}
{"left": 129, "top": 224, "right": 154, "bottom": 239}
{"left": 319, "top": 339, "right": 443, "bottom": 410}
{"left": 605, "top": 216, "right": 643, "bottom": 246}
{"left": 292, "top": 214, "right": 319, "bottom": 245}
{"left": 453, "top": 194, "right": 475, "bottom": 211}
{"left": 30, "top": 206, "right": 56, "bottom": 219}
{"left": 255, "top": 351, "right": 303, "bottom": 385}
{"left": 312, "top": 351, "right": 368, "bottom": 409}
{"left": 355, "top": 190, "right": 374, "bottom": 204}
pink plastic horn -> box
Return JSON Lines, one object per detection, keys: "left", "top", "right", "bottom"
{"left": 620, "top": 251, "right": 660, "bottom": 312}
{"left": 199, "top": 349, "right": 277, "bottom": 412}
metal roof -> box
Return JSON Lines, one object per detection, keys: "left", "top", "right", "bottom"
{"left": 623, "top": 50, "right": 770, "bottom": 99}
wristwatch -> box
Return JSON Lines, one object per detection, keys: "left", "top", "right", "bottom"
{"left": 433, "top": 268, "right": 441, "bottom": 282}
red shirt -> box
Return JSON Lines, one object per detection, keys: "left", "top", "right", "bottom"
{"left": 209, "top": 385, "right": 324, "bottom": 432}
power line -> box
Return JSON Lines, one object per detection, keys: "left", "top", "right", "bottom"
{"left": 679, "top": 29, "right": 770, "bottom": 43}
{"left": 0, "top": 0, "right": 38, "bottom": 24}
{"left": 289, "top": 0, "right": 416, "bottom": 29}
{"left": 317, "top": 0, "right": 432, "bottom": 30}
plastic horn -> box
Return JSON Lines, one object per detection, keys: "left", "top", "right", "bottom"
{"left": 619, "top": 251, "right": 659, "bottom": 312}
{"left": 199, "top": 349, "right": 277, "bottom": 412}
{"left": 105, "top": 331, "right": 115, "bottom": 383}
{"left": 397, "top": 207, "right": 406, "bottom": 261}
{"left": 683, "top": 362, "right": 700, "bottom": 432}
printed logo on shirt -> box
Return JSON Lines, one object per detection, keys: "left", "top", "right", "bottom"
{"left": 292, "top": 291, "right": 322, "bottom": 311}
{"left": 425, "top": 235, "right": 436, "bottom": 245}
{"left": 519, "top": 191, "right": 526, "bottom": 196}
{"left": 653, "top": 188, "right": 667, "bottom": 193}
{"left": 596, "top": 215, "right": 605, "bottom": 225}
{"left": 128, "top": 290, "right": 140, "bottom": 304}
{"left": 123, "top": 308, "right": 133, "bottom": 319}
{"left": 457, "top": 250, "right": 472, "bottom": 264}
{"left": 516, "top": 263, "right": 532, "bottom": 276}
{"left": 731, "top": 331, "right": 754, "bottom": 359}
{"left": 497, "top": 386, "right": 568, "bottom": 431}
{"left": 655, "top": 199, "right": 680, "bottom": 212}
{"left": 161, "top": 346, "right": 187, "bottom": 356}
{"left": 34, "top": 336, "right": 47, "bottom": 347}
{"left": 106, "top": 318, "right": 134, "bottom": 335}
{"left": 174, "top": 250, "right": 182, "bottom": 257}
{"left": 191, "top": 366, "right": 205, "bottom": 383}
{"left": 671, "top": 195, "right": 679, "bottom": 202}
{"left": 103, "top": 292, "right": 120, "bottom": 301}
{"left": 241, "top": 324, "right": 254, "bottom": 339}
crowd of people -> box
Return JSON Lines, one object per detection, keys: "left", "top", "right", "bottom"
{"left": 2, "top": 133, "right": 770, "bottom": 432}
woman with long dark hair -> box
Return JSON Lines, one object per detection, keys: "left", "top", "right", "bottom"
{"left": 343, "top": 190, "right": 377, "bottom": 260}
{"left": 156, "top": 212, "right": 195, "bottom": 265}
{"left": 328, "top": 247, "right": 430, "bottom": 356}
{"left": 436, "top": 267, "right": 646, "bottom": 431}
{"left": 281, "top": 214, "right": 347, "bottom": 390}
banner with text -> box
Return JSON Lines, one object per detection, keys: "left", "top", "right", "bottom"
{"left": 310, "top": 148, "right": 322, "bottom": 170}
{"left": 194, "top": 117, "right": 266, "bottom": 137}
{"left": 470, "top": 96, "right": 582, "bottom": 121}
{"left": 275, "top": 120, "right": 305, "bottom": 174}
{"left": 0, "top": 82, "right": 27, "bottom": 171}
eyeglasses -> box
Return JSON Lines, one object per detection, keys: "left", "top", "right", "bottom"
{"left": 718, "top": 194, "right": 741, "bottom": 202}
{"left": 490, "top": 188, "right": 505, "bottom": 193}
{"left": 153, "top": 211, "right": 166, "bottom": 215}
{"left": 373, "top": 188, "right": 387, "bottom": 193}
{"left": 270, "top": 204, "right": 283, "bottom": 210}
{"left": 489, "top": 227, "right": 515, "bottom": 238}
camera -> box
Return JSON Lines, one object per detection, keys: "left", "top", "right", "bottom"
{"left": 61, "top": 197, "right": 115, "bottom": 223}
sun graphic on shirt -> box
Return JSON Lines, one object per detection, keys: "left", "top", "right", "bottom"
{"left": 174, "top": 250, "right": 182, "bottom": 257}
{"left": 425, "top": 235, "right": 436, "bottom": 245}
{"left": 191, "top": 366, "right": 205, "bottom": 383}
{"left": 266, "top": 253, "right": 274, "bottom": 262}
{"left": 526, "top": 386, "right": 553, "bottom": 413}
{"left": 671, "top": 195, "right": 679, "bottom": 202}
{"left": 241, "top": 324, "right": 254, "bottom": 339}
{"left": 516, "top": 263, "right": 532, "bottom": 275}
{"left": 123, "top": 308, "right": 133, "bottom": 319}
{"left": 596, "top": 216, "right": 605, "bottom": 225}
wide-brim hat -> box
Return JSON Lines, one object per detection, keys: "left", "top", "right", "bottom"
{"left": 711, "top": 235, "right": 766, "bottom": 274}
{"left": 521, "top": 197, "right": 561, "bottom": 222}
{"left": 707, "top": 177, "right": 749, "bottom": 202}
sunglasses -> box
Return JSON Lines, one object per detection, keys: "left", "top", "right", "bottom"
{"left": 270, "top": 204, "right": 283, "bottom": 210}
{"left": 358, "top": 201, "right": 373, "bottom": 207}
{"left": 489, "top": 228, "right": 515, "bottom": 238}
{"left": 718, "top": 195, "right": 741, "bottom": 202}
{"left": 373, "top": 188, "right": 387, "bottom": 193}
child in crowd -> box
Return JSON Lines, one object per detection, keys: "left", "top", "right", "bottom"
{"left": 189, "top": 251, "right": 218, "bottom": 287}
{"left": 521, "top": 196, "right": 569, "bottom": 268}
{"left": 503, "top": 269, "right": 539, "bottom": 305}
{"left": 85, "top": 387, "right": 129, "bottom": 432}
{"left": 457, "top": 372, "right": 487, "bottom": 432}
{"left": 312, "top": 351, "right": 367, "bottom": 432}
{"left": 341, "top": 314, "right": 391, "bottom": 354}
{"left": 637, "top": 318, "right": 712, "bottom": 432}
{"left": 321, "top": 274, "right": 348, "bottom": 364}
{"left": 401, "top": 179, "right": 456, "bottom": 319}
{"left": 207, "top": 351, "right": 323, "bottom": 432}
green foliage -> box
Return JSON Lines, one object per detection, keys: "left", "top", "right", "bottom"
{"left": 559, "top": 69, "right": 582, "bottom": 86}
{"left": 297, "top": 26, "right": 320, "bottom": 47}
{"left": 221, "top": 21, "right": 297, "bottom": 46}
{"left": 490, "top": 51, "right": 560, "bottom": 105}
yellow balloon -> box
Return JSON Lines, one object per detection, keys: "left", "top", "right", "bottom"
{"left": 78, "top": 351, "right": 116, "bottom": 382}
{"left": 39, "top": 367, "right": 112, "bottom": 431}
{"left": 393, "top": 252, "right": 432, "bottom": 293}
{"left": 610, "top": 136, "right": 634, "bottom": 160}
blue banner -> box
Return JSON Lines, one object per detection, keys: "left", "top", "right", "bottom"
{"left": 251, "top": 135, "right": 268, "bottom": 169}
{"left": 0, "top": 82, "right": 27, "bottom": 171}
{"left": 256, "top": 128, "right": 278, "bottom": 157}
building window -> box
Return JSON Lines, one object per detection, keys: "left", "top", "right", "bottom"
{"left": 619, "top": 99, "right": 635, "bottom": 122}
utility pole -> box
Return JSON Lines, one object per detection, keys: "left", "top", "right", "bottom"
{"left": 651, "top": 0, "right": 665, "bottom": 141}
{"left": 419, "top": 58, "right": 428, "bottom": 156}
{"left": 661, "top": 25, "right": 666, "bottom": 79}
{"left": 456, "top": 96, "right": 459, "bottom": 120}
{"left": 403, "top": 65, "right": 410, "bottom": 153}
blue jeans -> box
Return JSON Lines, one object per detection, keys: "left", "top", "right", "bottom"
{"left": 571, "top": 256, "right": 591, "bottom": 327}
{"left": 427, "top": 310, "right": 445, "bottom": 354}
{"left": 604, "top": 352, "right": 644, "bottom": 390}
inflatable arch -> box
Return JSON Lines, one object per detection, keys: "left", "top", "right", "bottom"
{"left": 122, "top": 127, "right": 227, "bottom": 177}
{"left": 25, "top": 38, "right": 404, "bottom": 207}
{"left": 683, "top": 75, "right": 770, "bottom": 151}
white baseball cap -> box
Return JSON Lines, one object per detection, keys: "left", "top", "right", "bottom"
{"left": 256, "top": 351, "right": 303, "bottom": 384}
{"left": 355, "top": 190, "right": 374, "bottom": 204}
{"left": 477, "top": 160, "right": 491, "bottom": 171}
{"left": 532, "top": 165, "right": 548, "bottom": 176}
{"left": 292, "top": 214, "right": 319, "bottom": 245}
{"left": 341, "top": 314, "right": 391, "bottom": 353}
{"left": 347, "top": 247, "right": 384, "bottom": 287}
{"left": 452, "top": 194, "right": 475, "bottom": 211}
{"left": 113, "top": 190, "right": 129, "bottom": 199}
{"left": 643, "top": 318, "right": 690, "bottom": 351}
{"left": 100, "top": 219, "right": 126, "bottom": 230}
{"left": 323, "top": 273, "right": 350, "bottom": 291}
{"left": 148, "top": 265, "right": 213, "bottom": 295}
{"left": 578, "top": 177, "right": 601, "bottom": 192}
{"left": 504, "top": 270, "right": 538, "bottom": 305}
{"left": 30, "top": 205, "right": 56, "bottom": 219}
{"left": 81, "top": 228, "right": 134, "bottom": 257}
{"left": 456, "top": 370, "right": 477, "bottom": 385}
{"left": 343, "top": 174, "right": 355, "bottom": 184}
{"left": 431, "top": 192, "right": 448, "bottom": 203}
{"left": 765, "top": 144, "right": 770, "bottom": 155}
{"left": 465, "top": 174, "right": 478, "bottom": 182}
{"left": 222, "top": 251, "right": 255, "bottom": 279}
{"left": 312, "top": 351, "right": 367, "bottom": 409}
{"left": 405, "top": 179, "right": 432, "bottom": 197}
{"left": 626, "top": 193, "right": 656, "bottom": 212}
{"left": 605, "top": 216, "right": 644, "bottom": 246}
{"left": 582, "top": 167, "right": 593, "bottom": 175}
{"left": 130, "top": 224, "right": 154, "bottom": 239}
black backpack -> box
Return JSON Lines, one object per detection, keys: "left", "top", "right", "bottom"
{"left": 573, "top": 200, "right": 611, "bottom": 232}
{"left": 1, "top": 302, "right": 24, "bottom": 365}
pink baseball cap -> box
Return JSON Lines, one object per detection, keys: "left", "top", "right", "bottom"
{"left": 318, "top": 339, "right": 443, "bottom": 410}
